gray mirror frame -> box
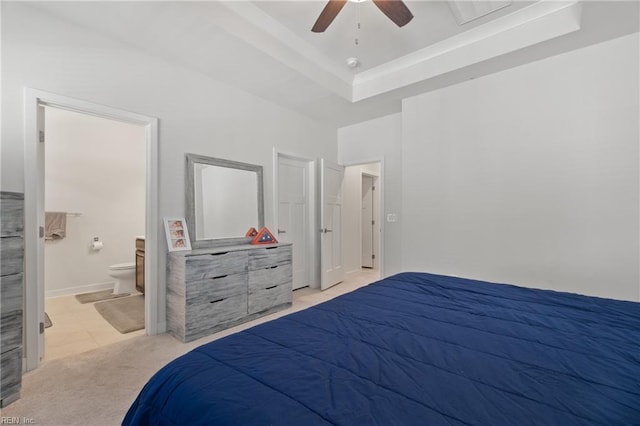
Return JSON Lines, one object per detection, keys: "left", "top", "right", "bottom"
{"left": 185, "top": 153, "right": 264, "bottom": 248}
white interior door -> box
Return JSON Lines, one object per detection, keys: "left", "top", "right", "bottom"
{"left": 277, "top": 156, "right": 311, "bottom": 290}
{"left": 371, "top": 175, "right": 380, "bottom": 270}
{"left": 37, "top": 105, "right": 46, "bottom": 363}
{"left": 320, "top": 159, "right": 344, "bottom": 290}
{"left": 361, "top": 175, "right": 374, "bottom": 268}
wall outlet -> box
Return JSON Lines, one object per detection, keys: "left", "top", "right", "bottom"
{"left": 386, "top": 213, "right": 398, "bottom": 223}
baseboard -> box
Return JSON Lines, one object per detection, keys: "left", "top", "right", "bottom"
{"left": 344, "top": 269, "right": 361, "bottom": 278}
{"left": 45, "top": 281, "right": 115, "bottom": 298}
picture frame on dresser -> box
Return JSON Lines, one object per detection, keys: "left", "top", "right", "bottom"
{"left": 163, "top": 217, "right": 191, "bottom": 251}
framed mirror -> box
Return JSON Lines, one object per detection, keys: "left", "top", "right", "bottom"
{"left": 186, "top": 153, "right": 264, "bottom": 248}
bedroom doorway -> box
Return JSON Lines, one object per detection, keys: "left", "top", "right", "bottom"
{"left": 275, "top": 151, "right": 316, "bottom": 290}
{"left": 24, "top": 89, "right": 159, "bottom": 371}
{"left": 343, "top": 161, "right": 383, "bottom": 279}
{"left": 361, "top": 173, "right": 380, "bottom": 270}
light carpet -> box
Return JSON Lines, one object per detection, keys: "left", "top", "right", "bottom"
{"left": 0, "top": 270, "right": 379, "bottom": 425}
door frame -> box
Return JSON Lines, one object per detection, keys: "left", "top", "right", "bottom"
{"left": 342, "top": 157, "right": 385, "bottom": 278}
{"left": 361, "top": 173, "right": 379, "bottom": 269}
{"left": 23, "top": 88, "right": 159, "bottom": 371}
{"left": 272, "top": 149, "right": 317, "bottom": 288}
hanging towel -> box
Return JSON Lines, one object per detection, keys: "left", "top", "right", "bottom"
{"left": 45, "top": 212, "right": 67, "bottom": 240}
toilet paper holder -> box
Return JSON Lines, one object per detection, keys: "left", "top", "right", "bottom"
{"left": 90, "top": 237, "right": 103, "bottom": 251}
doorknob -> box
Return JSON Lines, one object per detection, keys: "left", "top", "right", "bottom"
{"left": 320, "top": 228, "right": 333, "bottom": 233}
{"left": 277, "top": 229, "right": 287, "bottom": 234}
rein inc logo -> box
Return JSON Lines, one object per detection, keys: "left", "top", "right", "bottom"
{"left": 0, "top": 418, "right": 35, "bottom": 425}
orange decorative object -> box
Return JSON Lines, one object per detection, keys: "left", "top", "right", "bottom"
{"left": 250, "top": 227, "right": 278, "bottom": 245}
{"left": 245, "top": 227, "right": 258, "bottom": 237}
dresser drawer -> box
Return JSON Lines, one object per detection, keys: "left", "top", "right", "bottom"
{"left": 0, "top": 193, "right": 23, "bottom": 237}
{"left": 248, "top": 282, "right": 291, "bottom": 315}
{"left": 0, "top": 312, "right": 22, "bottom": 353}
{"left": 0, "top": 347, "right": 22, "bottom": 403}
{"left": 248, "top": 264, "right": 292, "bottom": 292}
{"left": 0, "top": 273, "right": 22, "bottom": 314}
{"left": 0, "top": 237, "right": 23, "bottom": 277}
{"left": 186, "top": 293, "right": 248, "bottom": 334}
{"left": 248, "top": 245, "right": 292, "bottom": 270}
{"left": 185, "top": 251, "right": 248, "bottom": 281}
{"left": 186, "top": 273, "right": 247, "bottom": 304}
{"left": 0, "top": 273, "right": 22, "bottom": 352}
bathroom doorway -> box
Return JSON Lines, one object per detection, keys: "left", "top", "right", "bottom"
{"left": 342, "top": 161, "right": 383, "bottom": 280}
{"left": 41, "top": 106, "right": 147, "bottom": 362}
{"left": 24, "top": 89, "right": 159, "bottom": 371}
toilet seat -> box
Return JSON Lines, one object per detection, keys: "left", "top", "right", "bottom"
{"left": 109, "top": 262, "right": 135, "bottom": 271}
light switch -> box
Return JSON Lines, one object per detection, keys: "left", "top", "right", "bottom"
{"left": 386, "top": 213, "right": 398, "bottom": 223}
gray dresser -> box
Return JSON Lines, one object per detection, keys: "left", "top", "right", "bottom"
{"left": 167, "top": 243, "right": 292, "bottom": 342}
{"left": 0, "top": 191, "right": 24, "bottom": 407}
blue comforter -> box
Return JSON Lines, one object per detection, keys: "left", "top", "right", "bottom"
{"left": 123, "top": 272, "right": 640, "bottom": 425}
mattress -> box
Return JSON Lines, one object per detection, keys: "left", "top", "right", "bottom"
{"left": 123, "top": 272, "right": 640, "bottom": 425}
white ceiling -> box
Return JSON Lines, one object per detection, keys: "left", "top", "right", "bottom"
{"left": 251, "top": 1, "right": 531, "bottom": 71}
{"left": 26, "top": 1, "right": 640, "bottom": 126}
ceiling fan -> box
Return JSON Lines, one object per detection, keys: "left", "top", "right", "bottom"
{"left": 311, "top": 0, "right": 414, "bottom": 33}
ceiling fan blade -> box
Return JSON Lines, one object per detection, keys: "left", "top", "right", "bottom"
{"left": 311, "top": 0, "right": 348, "bottom": 33}
{"left": 372, "top": 0, "right": 414, "bottom": 27}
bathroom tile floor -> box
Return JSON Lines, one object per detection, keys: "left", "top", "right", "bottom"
{"left": 42, "top": 268, "right": 380, "bottom": 364}
{"left": 44, "top": 292, "right": 145, "bottom": 363}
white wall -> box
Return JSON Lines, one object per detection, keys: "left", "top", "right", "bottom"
{"left": 402, "top": 33, "right": 639, "bottom": 301}
{"left": 1, "top": 3, "right": 337, "bottom": 330}
{"left": 44, "top": 107, "right": 146, "bottom": 296}
{"left": 338, "top": 113, "right": 403, "bottom": 276}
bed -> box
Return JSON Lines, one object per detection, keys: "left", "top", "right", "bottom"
{"left": 123, "top": 272, "right": 640, "bottom": 425}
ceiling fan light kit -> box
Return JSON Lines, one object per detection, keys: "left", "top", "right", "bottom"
{"left": 346, "top": 57, "right": 361, "bottom": 69}
{"left": 311, "top": 0, "right": 414, "bottom": 33}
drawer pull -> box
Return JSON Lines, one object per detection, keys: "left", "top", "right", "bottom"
{"left": 209, "top": 298, "right": 225, "bottom": 304}
{"left": 267, "top": 266, "right": 279, "bottom": 270}
{"left": 265, "top": 247, "right": 278, "bottom": 250}
{"left": 209, "top": 252, "right": 229, "bottom": 256}
{"left": 211, "top": 274, "right": 228, "bottom": 280}
{"left": 265, "top": 285, "right": 278, "bottom": 290}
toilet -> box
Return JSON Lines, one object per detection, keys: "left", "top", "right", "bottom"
{"left": 108, "top": 262, "right": 136, "bottom": 295}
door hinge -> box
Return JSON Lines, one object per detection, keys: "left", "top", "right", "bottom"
{"left": 40, "top": 322, "right": 45, "bottom": 334}
{"left": 372, "top": 220, "right": 375, "bottom": 226}
{"left": 39, "top": 226, "right": 45, "bottom": 238}
{"left": 372, "top": 254, "right": 376, "bottom": 260}
{"left": 372, "top": 186, "right": 375, "bottom": 191}
{"left": 39, "top": 131, "right": 45, "bottom": 143}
